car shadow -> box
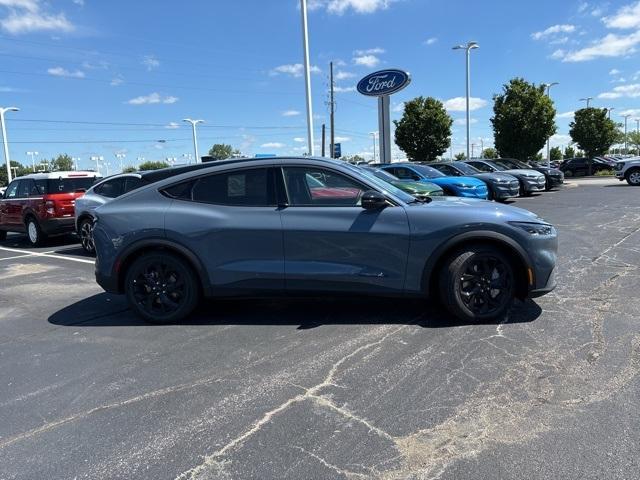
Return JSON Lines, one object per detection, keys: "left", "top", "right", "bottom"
{"left": 48, "top": 293, "right": 542, "bottom": 329}
{"left": 1, "top": 233, "right": 80, "bottom": 249}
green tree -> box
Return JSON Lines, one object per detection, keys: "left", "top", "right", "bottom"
{"left": 50, "top": 154, "right": 74, "bottom": 171}
{"left": 207, "top": 144, "right": 240, "bottom": 160}
{"left": 0, "top": 161, "right": 30, "bottom": 186}
{"left": 454, "top": 152, "right": 466, "bottom": 160}
{"left": 549, "top": 146, "right": 562, "bottom": 161}
{"left": 394, "top": 96, "right": 452, "bottom": 161}
{"left": 343, "top": 155, "right": 366, "bottom": 163}
{"left": 628, "top": 131, "right": 640, "bottom": 153}
{"left": 564, "top": 146, "right": 576, "bottom": 159}
{"left": 481, "top": 147, "right": 497, "bottom": 159}
{"left": 569, "top": 108, "right": 618, "bottom": 174}
{"left": 491, "top": 78, "right": 557, "bottom": 160}
{"left": 138, "top": 161, "right": 169, "bottom": 171}
{"left": 122, "top": 166, "right": 137, "bottom": 173}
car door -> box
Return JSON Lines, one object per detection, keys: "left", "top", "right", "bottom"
{"left": 163, "top": 166, "right": 284, "bottom": 292}
{"left": 279, "top": 165, "right": 410, "bottom": 294}
{"left": 0, "top": 180, "right": 21, "bottom": 228}
{"left": 7, "top": 180, "right": 26, "bottom": 228}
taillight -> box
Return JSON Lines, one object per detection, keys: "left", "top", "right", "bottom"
{"left": 45, "top": 200, "right": 56, "bottom": 215}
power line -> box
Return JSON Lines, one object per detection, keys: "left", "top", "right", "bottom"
{"left": 12, "top": 118, "right": 306, "bottom": 129}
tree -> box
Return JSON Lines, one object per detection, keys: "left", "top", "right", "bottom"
{"left": 208, "top": 144, "right": 240, "bottom": 160}
{"left": 550, "top": 147, "right": 562, "bottom": 161}
{"left": 564, "top": 146, "right": 576, "bottom": 159}
{"left": 394, "top": 96, "right": 452, "bottom": 161}
{"left": 122, "top": 166, "right": 137, "bottom": 173}
{"left": 628, "top": 131, "right": 640, "bottom": 153}
{"left": 0, "top": 161, "right": 30, "bottom": 186}
{"left": 482, "top": 147, "right": 498, "bottom": 159}
{"left": 138, "top": 161, "right": 169, "bottom": 171}
{"left": 491, "top": 78, "right": 556, "bottom": 160}
{"left": 343, "top": 155, "right": 366, "bottom": 163}
{"left": 569, "top": 108, "right": 618, "bottom": 174}
{"left": 454, "top": 152, "right": 466, "bottom": 160}
{"left": 50, "top": 154, "right": 74, "bottom": 171}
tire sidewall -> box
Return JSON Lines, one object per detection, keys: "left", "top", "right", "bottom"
{"left": 79, "top": 218, "right": 95, "bottom": 254}
{"left": 626, "top": 169, "right": 640, "bottom": 186}
{"left": 25, "top": 218, "right": 44, "bottom": 246}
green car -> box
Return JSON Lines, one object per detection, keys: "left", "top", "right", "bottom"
{"left": 360, "top": 166, "right": 444, "bottom": 199}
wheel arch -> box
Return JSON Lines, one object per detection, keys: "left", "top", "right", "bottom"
{"left": 76, "top": 212, "right": 95, "bottom": 232}
{"left": 421, "top": 231, "right": 534, "bottom": 300}
{"left": 115, "top": 239, "right": 211, "bottom": 296}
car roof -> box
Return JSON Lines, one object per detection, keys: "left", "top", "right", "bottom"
{"left": 16, "top": 171, "right": 101, "bottom": 180}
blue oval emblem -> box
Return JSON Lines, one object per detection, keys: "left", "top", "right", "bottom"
{"left": 357, "top": 69, "right": 411, "bottom": 97}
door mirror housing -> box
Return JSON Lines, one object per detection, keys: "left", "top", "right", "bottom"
{"left": 361, "top": 190, "right": 387, "bottom": 210}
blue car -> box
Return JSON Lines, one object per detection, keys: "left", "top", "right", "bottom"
{"left": 93, "top": 157, "right": 557, "bottom": 325}
{"left": 379, "top": 163, "right": 489, "bottom": 199}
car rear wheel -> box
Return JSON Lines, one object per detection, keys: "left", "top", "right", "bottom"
{"left": 79, "top": 217, "right": 95, "bottom": 254}
{"left": 125, "top": 252, "right": 200, "bottom": 324}
{"left": 626, "top": 169, "right": 640, "bottom": 186}
{"left": 25, "top": 217, "right": 46, "bottom": 246}
{"left": 439, "top": 245, "right": 515, "bottom": 323}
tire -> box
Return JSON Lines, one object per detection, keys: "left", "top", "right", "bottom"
{"left": 438, "top": 244, "right": 515, "bottom": 323}
{"left": 25, "top": 217, "right": 47, "bottom": 247}
{"left": 78, "top": 217, "right": 96, "bottom": 254}
{"left": 626, "top": 169, "right": 640, "bottom": 186}
{"left": 125, "top": 252, "right": 200, "bottom": 324}
{"left": 518, "top": 181, "right": 530, "bottom": 197}
{"left": 0, "top": 230, "right": 6, "bottom": 241}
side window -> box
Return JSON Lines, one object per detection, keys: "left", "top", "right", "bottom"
{"left": 191, "top": 168, "right": 273, "bottom": 206}
{"left": 18, "top": 180, "right": 31, "bottom": 198}
{"left": 34, "top": 180, "right": 46, "bottom": 195}
{"left": 4, "top": 181, "right": 20, "bottom": 199}
{"left": 123, "top": 176, "right": 144, "bottom": 193}
{"left": 394, "top": 167, "right": 418, "bottom": 180}
{"left": 470, "top": 162, "right": 490, "bottom": 172}
{"left": 283, "top": 167, "right": 367, "bottom": 207}
{"left": 95, "top": 178, "right": 125, "bottom": 198}
{"left": 437, "top": 165, "right": 457, "bottom": 176}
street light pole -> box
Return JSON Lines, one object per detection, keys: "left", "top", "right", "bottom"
{"left": 90, "top": 155, "right": 104, "bottom": 175}
{"left": 543, "top": 82, "right": 559, "bottom": 169}
{"left": 622, "top": 114, "right": 631, "bottom": 154}
{"left": 453, "top": 42, "right": 479, "bottom": 161}
{"left": 370, "top": 132, "right": 377, "bottom": 162}
{"left": 72, "top": 157, "right": 80, "bottom": 171}
{"left": 607, "top": 107, "right": 615, "bottom": 119}
{"left": 115, "top": 153, "right": 126, "bottom": 172}
{"left": 1, "top": 106, "right": 19, "bottom": 183}
{"left": 300, "top": 0, "right": 315, "bottom": 156}
{"left": 26, "top": 151, "right": 39, "bottom": 172}
{"left": 183, "top": 118, "right": 204, "bottom": 162}
{"left": 579, "top": 97, "right": 593, "bottom": 108}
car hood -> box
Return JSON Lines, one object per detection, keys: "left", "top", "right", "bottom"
{"left": 472, "top": 172, "right": 518, "bottom": 183}
{"left": 531, "top": 166, "right": 563, "bottom": 175}
{"left": 502, "top": 169, "right": 545, "bottom": 178}
{"left": 426, "top": 175, "right": 486, "bottom": 187}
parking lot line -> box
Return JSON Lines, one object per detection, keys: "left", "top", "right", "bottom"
{"left": 0, "top": 246, "right": 95, "bottom": 265}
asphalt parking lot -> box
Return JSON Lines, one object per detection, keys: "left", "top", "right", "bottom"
{"left": 1, "top": 177, "right": 639, "bottom": 480}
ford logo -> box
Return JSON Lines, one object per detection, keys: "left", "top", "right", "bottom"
{"left": 357, "top": 69, "right": 411, "bottom": 97}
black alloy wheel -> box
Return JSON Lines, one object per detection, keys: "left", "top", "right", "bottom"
{"left": 79, "top": 218, "right": 95, "bottom": 254}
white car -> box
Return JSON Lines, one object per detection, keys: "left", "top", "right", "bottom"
{"left": 614, "top": 157, "right": 640, "bottom": 186}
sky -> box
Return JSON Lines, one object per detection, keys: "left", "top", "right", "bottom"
{"left": 1, "top": 0, "right": 640, "bottom": 172}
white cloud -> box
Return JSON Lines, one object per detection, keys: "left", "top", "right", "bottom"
{"left": 557, "top": 31, "right": 640, "bottom": 61}
{"left": 353, "top": 54, "right": 380, "bottom": 67}
{"left": 72, "top": 0, "right": 84, "bottom": 5}
{"left": 619, "top": 108, "right": 640, "bottom": 116}
{"left": 454, "top": 118, "right": 478, "bottom": 125}
{"left": 424, "top": 37, "right": 438, "bottom": 45}
{"left": 334, "top": 85, "right": 356, "bottom": 92}
{"left": 110, "top": 75, "right": 124, "bottom": 86}
{"left": 270, "top": 63, "right": 321, "bottom": 77}
{"left": 556, "top": 111, "right": 575, "bottom": 119}
{"left": 260, "top": 142, "right": 285, "bottom": 148}
{"left": 47, "top": 66, "right": 84, "bottom": 78}
{"left": 282, "top": 109, "right": 301, "bottom": 117}
{"left": 308, "top": 0, "right": 394, "bottom": 15}
{"left": 334, "top": 136, "right": 351, "bottom": 142}
{"left": 392, "top": 101, "right": 405, "bottom": 113}
{"left": 353, "top": 47, "right": 385, "bottom": 55}
{"left": 603, "top": 1, "right": 640, "bottom": 29}
{"left": 598, "top": 83, "right": 640, "bottom": 99}
{"left": 127, "top": 92, "right": 179, "bottom": 105}
{"left": 443, "top": 97, "right": 488, "bottom": 112}
{"left": 142, "top": 55, "right": 160, "bottom": 70}
{"left": 0, "top": 0, "right": 74, "bottom": 34}
{"left": 335, "top": 70, "right": 355, "bottom": 80}
{"left": 165, "top": 122, "right": 180, "bottom": 129}
{"left": 531, "top": 24, "right": 576, "bottom": 40}
{"left": 0, "top": 85, "right": 24, "bottom": 92}
{"left": 293, "top": 137, "right": 305, "bottom": 143}
{"left": 610, "top": 68, "right": 622, "bottom": 75}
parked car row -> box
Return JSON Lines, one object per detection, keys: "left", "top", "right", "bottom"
{"left": 0, "top": 157, "right": 559, "bottom": 325}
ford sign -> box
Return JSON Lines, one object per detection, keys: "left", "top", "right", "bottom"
{"left": 357, "top": 69, "right": 411, "bottom": 97}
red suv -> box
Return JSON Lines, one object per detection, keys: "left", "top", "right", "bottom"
{"left": 0, "top": 171, "right": 101, "bottom": 246}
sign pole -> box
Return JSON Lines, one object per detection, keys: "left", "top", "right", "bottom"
{"left": 378, "top": 95, "right": 391, "bottom": 164}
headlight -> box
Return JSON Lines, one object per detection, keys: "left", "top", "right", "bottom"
{"left": 454, "top": 183, "right": 473, "bottom": 188}
{"left": 509, "top": 221, "right": 555, "bottom": 236}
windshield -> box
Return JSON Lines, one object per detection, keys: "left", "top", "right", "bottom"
{"left": 410, "top": 164, "right": 446, "bottom": 178}
{"left": 371, "top": 169, "right": 400, "bottom": 182}
{"left": 494, "top": 159, "right": 528, "bottom": 170}
{"left": 349, "top": 165, "right": 417, "bottom": 203}
{"left": 452, "top": 162, "right": 481, "bottom": 175}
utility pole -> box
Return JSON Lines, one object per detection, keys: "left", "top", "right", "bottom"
{"left": 321, "top": 123, "right": 326, "bottom": 157}
{"left": 300, "top": 0, "right": 315, "bottom": 156}
{"left": 1, "top": 106, "right": 19, "bottom": 183}
{"left": 329, "top": 61, "right": 335, "bottom": 159}
{"left": 622, "top": 114, "right": 631, "bottom": 154}
{"left": 183, "top": 118, "right": 204, "bottom": 162}
{"left": 471, "top": 143, "right": 476, "bottom": 159}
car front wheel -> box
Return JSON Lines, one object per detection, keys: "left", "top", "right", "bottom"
{"left": 25, "top": 217, "right": 46, "bottom": 246}
{"left": 79, "top": 217, "right": 95, "bottom": 254}
{"left": 125, "top": 252, "right": 200, "bottom": 324}
{"left": 439, "top": 245, "right": 515, "bottom": 323}
{"left": 626, "top": 169, "right": 640, "bottom": 186}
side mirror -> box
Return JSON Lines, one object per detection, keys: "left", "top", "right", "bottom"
{"left": 361, "top": 190, "right": 387, "bottom": 210}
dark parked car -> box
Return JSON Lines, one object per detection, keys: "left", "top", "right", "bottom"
{"left": 93, "top": 157, "right": 557, "bottom": 325}
{"left": 464, "top": 159, "right": 547, "bottom": 195}
{"left": 559, "top": 157, "right": 614, "bottom": 177}
{"left": 497, "top": 158, "right": 564, "bottom": 191}
{"left": 429, "top": 161, "right": 520, "bottom": 201}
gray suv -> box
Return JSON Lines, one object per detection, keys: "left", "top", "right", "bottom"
{"left": 93, "top": 157, "right": 557, "bottom": 324}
